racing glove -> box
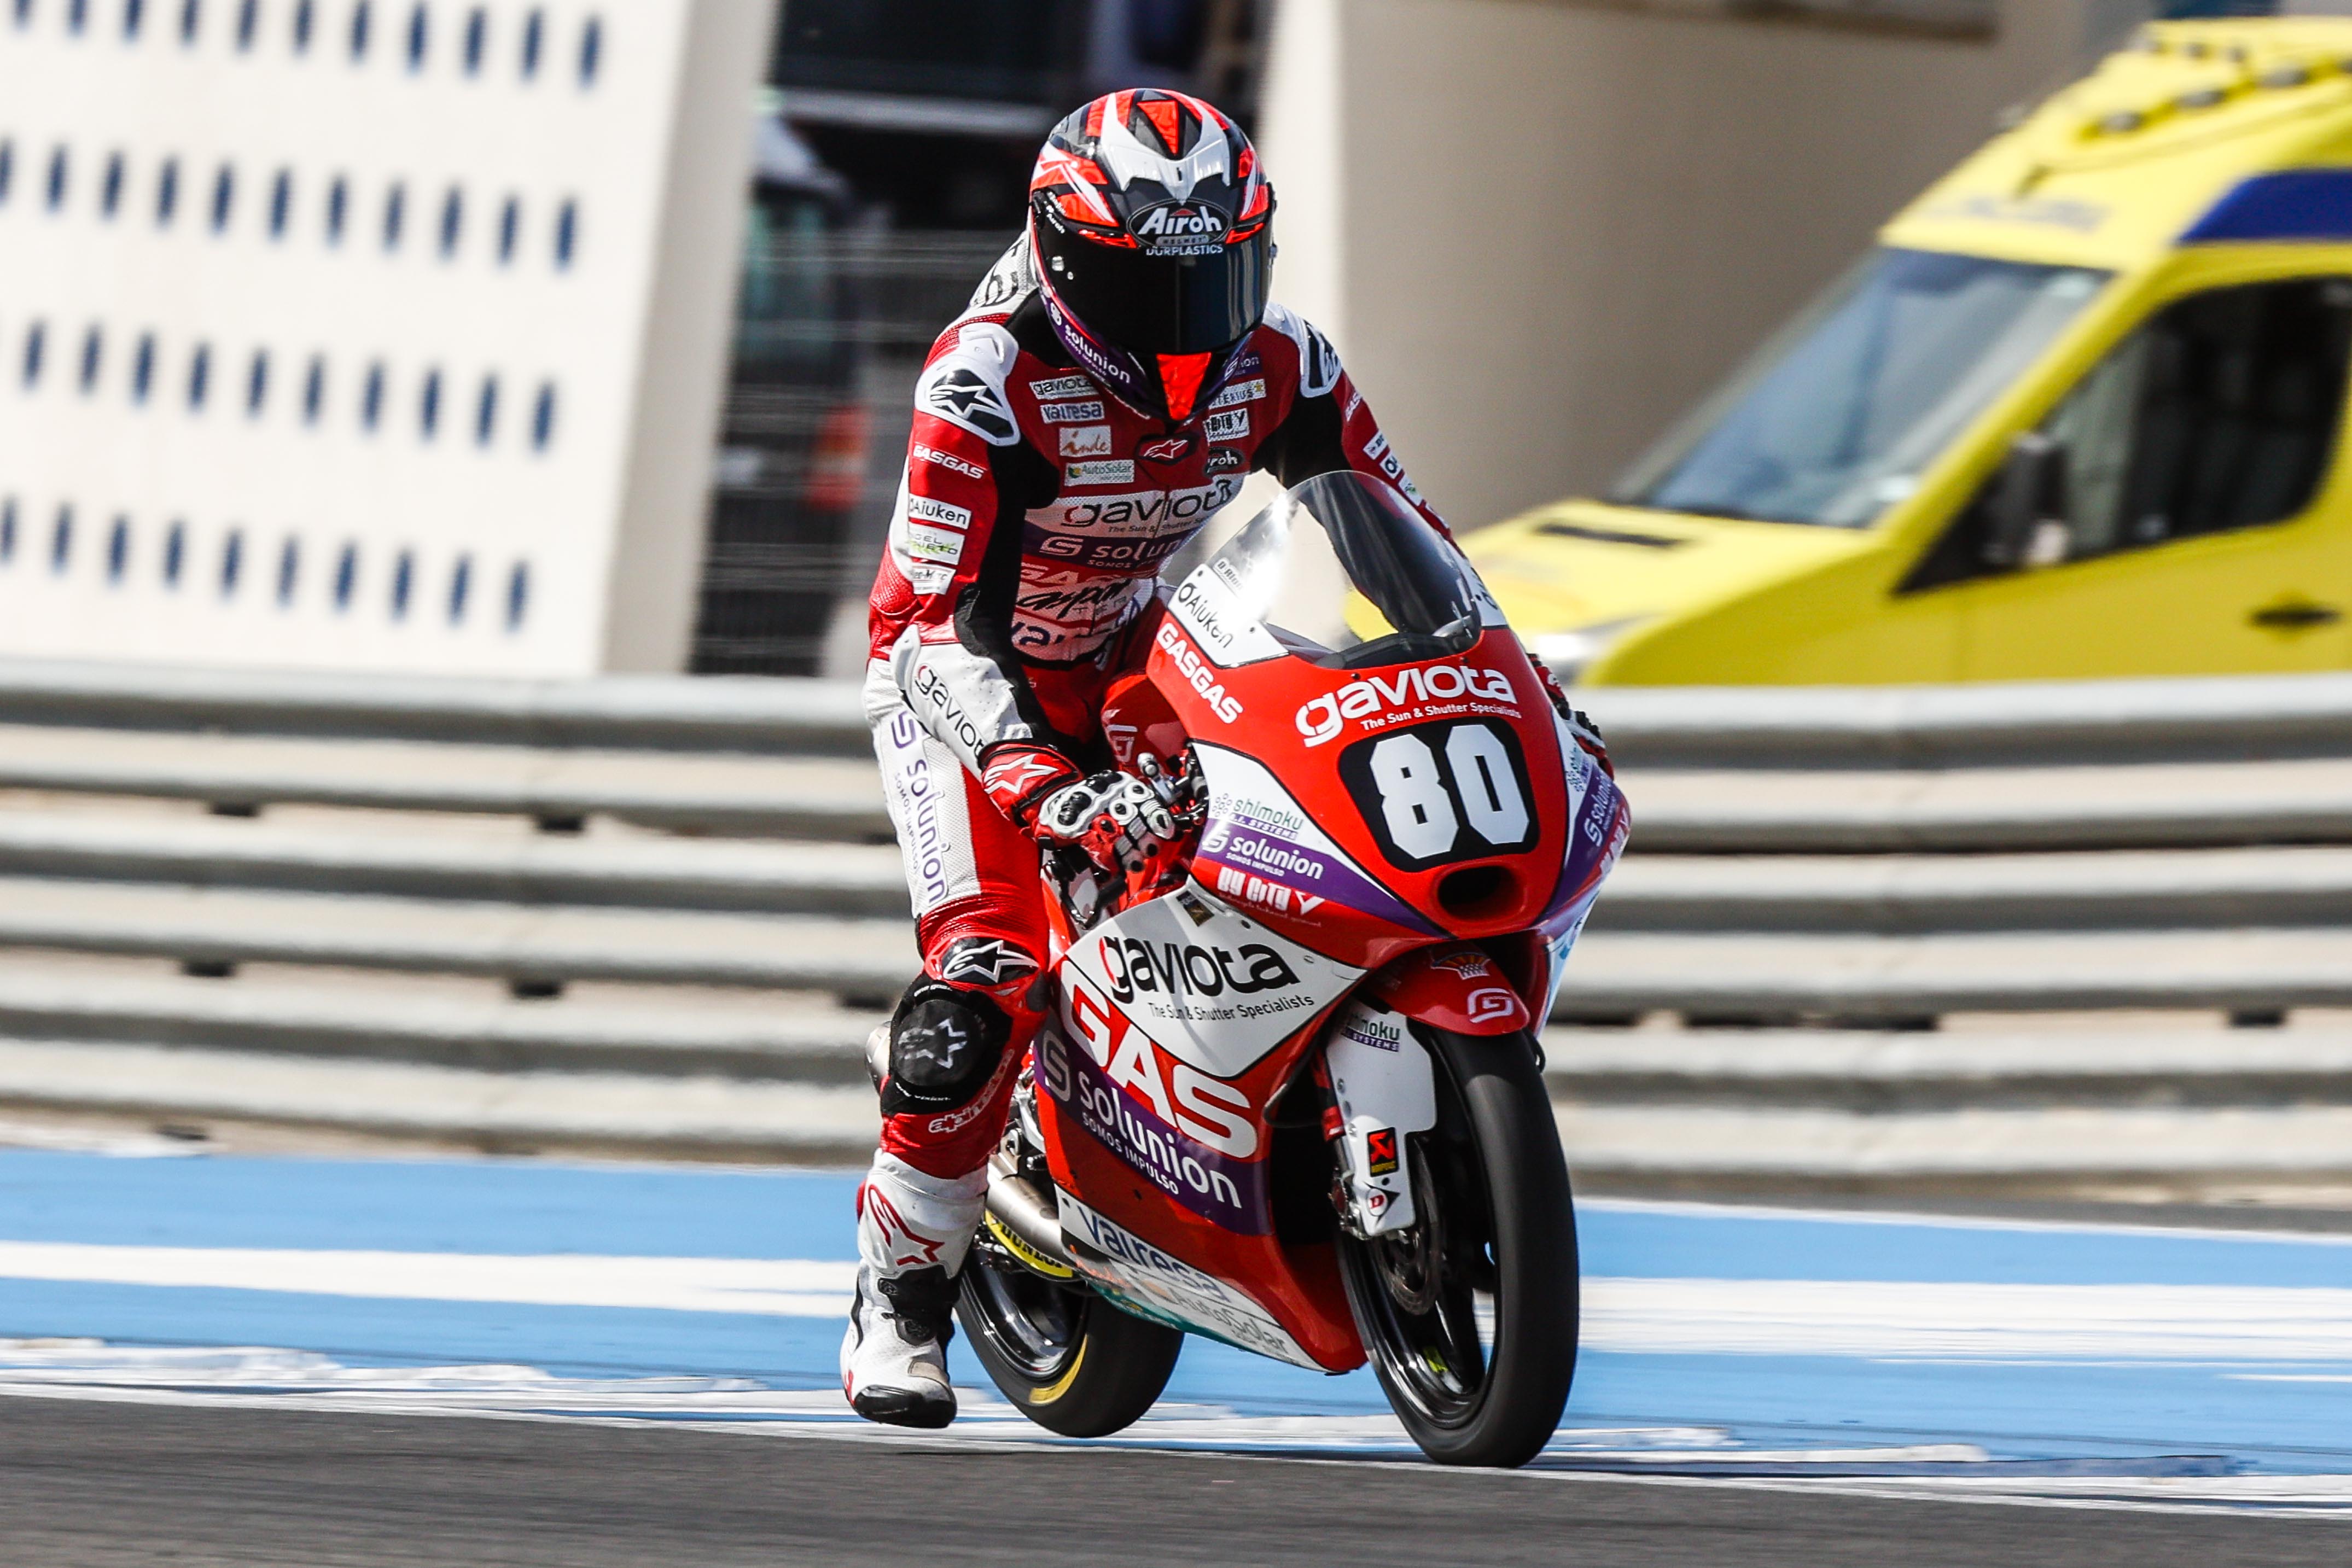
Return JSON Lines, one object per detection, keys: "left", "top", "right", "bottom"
{"left": 1036, "top": 771, "right": 1183, "bottom": 877}
{"left": 982, "top": 743, "right": 1180, "bottom": 877}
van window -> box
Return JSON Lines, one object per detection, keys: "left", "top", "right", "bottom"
{"left": 1907, "top": 277, "right": 2352, "bottom": 589}
{"left": 1613, "top": 249, "right": 2108, "bottom": 528}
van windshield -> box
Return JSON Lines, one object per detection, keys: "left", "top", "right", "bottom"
{"left": 1612, "top": 248, "right": 2109, "bottom": 529}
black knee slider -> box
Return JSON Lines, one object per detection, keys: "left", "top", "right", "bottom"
{"left": 879, "top": 980, "right": 1012, "bottom": 1118}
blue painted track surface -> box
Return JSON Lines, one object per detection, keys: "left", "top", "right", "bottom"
{"left": 0, "top": 1150, "right": 2347, "bottom": 1488}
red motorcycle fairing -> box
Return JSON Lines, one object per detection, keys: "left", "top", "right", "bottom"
{"left": 1020, "top": 591, "right": 1629, "bottom": 1374}
{"left": 1147, "top": 612, "right": 1588, "bottom": 974}
{"left": 1035, "top": 881, "right": 1365, "bottom": 1371}
{"left": 1369, "top": 944, "right": 1535, "bottom": 1037}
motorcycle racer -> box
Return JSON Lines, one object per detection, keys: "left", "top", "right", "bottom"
{"left": 844, "top": 88, "right": 1607, "bottom": 1427}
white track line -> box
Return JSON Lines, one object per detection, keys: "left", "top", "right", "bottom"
{"left": 5, "top": 1245, "right": 2351, "bottom": 1362}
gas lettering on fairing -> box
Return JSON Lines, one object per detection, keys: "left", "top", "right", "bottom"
{"left": 1063, "top": 885, "right": 1363, "bottom": 1081}
{"left": 1152, "top": 620, "right": 1243, "bottom": 721}
{"left": 1044, "top": 994, "right": 1267, "bottom": 1235}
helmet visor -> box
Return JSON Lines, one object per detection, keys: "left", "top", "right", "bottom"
{"left": 1035, "top": 218, "right": 1271, "bottom": 357}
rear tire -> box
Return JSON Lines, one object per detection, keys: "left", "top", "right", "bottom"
{"left": 958, "top": 1254, "right": 1184, "bottom": 1437}
{"left": 1336, "top": 1025, "right": 1577, "bottom": 1467}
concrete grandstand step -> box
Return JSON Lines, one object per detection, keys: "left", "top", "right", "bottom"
{"left": 1551, "top": 1103, "right": 2352, "bottom": 1179}
{"left": 1590, "top": 846, "right": 2352, "bottom": 932}
{"left": 0, "top": 1034, "right": 2342, "bottom": 1177}
{"left": 0, "top": 808, "right": 911, "bottom": 916}
{"left": 0, "top": 965, "right": 877, "bottom": 1082}
{"left": 1557, "top": 927, "right": 2352, "bottom": 1020}
{"left": 1540, "top": 1023, "right": 2352, "bottom": 1107}
{"left": 0, "top": 724, "right": 891, "bottom": 840}
{"left": 0, "top": 877, "right": 918, "bottom": 990}
{"left": 0, "top": 1038, "right": 882, "bottom": 1159}
{"left": 1620, "top": 756, "right": 2352, "bottom": 853}
{"left": 13, "top": 877, "right": 2352, "bottom": 1018}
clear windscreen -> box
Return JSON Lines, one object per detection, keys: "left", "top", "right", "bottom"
{"left": 1186, "top": 471, "right": 1483, "bottom": 670}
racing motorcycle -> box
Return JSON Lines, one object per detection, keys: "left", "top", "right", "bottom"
{"left": 958, "top": 470, "right": 1628, "bottom": 1468}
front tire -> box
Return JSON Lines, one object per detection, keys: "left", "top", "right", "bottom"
{"left": 1336, "top": 1025, "right": 1577, "bottom": 1467}
{"left": 958, "top": 1251, "right": 1184, "bottom": 1437}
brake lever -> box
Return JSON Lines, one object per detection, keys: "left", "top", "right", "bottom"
{"left": 1139, "top": 747, "right": 1210, "bottom": 829}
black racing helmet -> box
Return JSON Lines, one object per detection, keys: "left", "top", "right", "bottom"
{"left": 1027, "top": 89, "right": 1275, "bottom": 423}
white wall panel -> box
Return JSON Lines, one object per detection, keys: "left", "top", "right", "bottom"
{"left": 0, "top": 0, "right": 765, "bottom": 674}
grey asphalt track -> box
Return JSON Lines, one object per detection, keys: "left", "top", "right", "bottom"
{"left": 0, "top": 1396, "right": 2339, "bottom": 1568}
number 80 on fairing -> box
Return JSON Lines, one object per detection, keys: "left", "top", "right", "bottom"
{"left": 1335, "top": 718, "right": 1541, "bottom": 871}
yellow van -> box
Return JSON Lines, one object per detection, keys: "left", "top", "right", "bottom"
{"left": 1468, "top": 19, "right": 2352, "bottom": 686}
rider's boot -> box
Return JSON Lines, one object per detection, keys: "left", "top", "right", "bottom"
{"left": 841, "top": 1150, "right": 987, "bottom": 1428}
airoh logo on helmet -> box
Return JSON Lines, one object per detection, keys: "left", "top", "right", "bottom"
{"left": 1132, "top": 200, "right": 1228, "bottom": 245}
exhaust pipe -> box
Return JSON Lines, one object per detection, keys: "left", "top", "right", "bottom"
{"left": 984, "top": 1152, "right": 1079, "bottom": 1275}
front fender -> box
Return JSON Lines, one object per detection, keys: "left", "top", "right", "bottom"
{"left": 1368, "top": 944, "right": 1533, "bottom": 1036}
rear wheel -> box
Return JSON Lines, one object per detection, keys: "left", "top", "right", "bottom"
{"left": 1336, "top": 1025, "right": 1577, "bottom": 1467}
{"left": 958, "top": 1244, "right": 1184, "bottom": 1437}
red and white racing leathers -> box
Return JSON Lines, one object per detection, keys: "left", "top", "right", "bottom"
{"left": 862, "top": 238, "right": 1459, "bottom": 1182}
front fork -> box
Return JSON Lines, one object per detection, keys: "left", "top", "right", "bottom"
{"left": 1319, "top": 942, "right": 1540, "bottom": 1238}
{"left": 1320, "top": 995, "right": 1440, "bottom": 1237}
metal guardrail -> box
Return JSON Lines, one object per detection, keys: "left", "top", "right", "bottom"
{"left": 0, "top": 661, "right": 871, "bottom": 754}
{"left": 0, "top": 657, "right": 2343, "bottom": 1173}
{"left": 10, "top": 658, "right": 2352, "bottom": 762}
{"left": 0, "top": 657, "right": 2349, "bottom": 1015}
{"left": 1581, "top": 671, "right": 2352, "bottom": 768}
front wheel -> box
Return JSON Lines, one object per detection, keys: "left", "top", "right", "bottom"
{"left": 1336, "top": 1025, "right": 1577, "bottom": 1467}
{"left": 958, "top": 1245, "right": 1184, "bottom": 1437}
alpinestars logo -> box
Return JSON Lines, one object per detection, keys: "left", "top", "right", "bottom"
{"left": 923, "top": 368, "right": 1016, "bottom": 445}
{"left": 859, "top": 1187, "right": 946, "bottom": 1271}
{"left": 936, "top": 937, "right": 1039, "bottom": 988}
{"left": 983, "top": 749, "right": 1068, "bottom": 802}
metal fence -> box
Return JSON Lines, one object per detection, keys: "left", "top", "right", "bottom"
{"left": 694, "top": 231, "right": 1011, "bottom": 677}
